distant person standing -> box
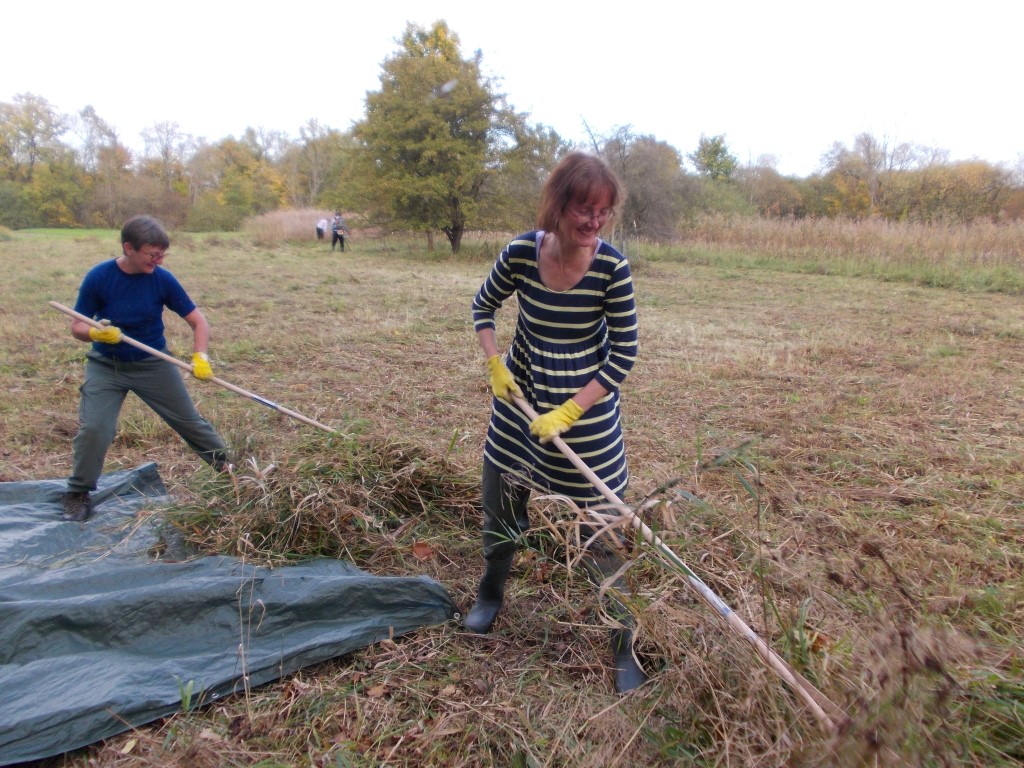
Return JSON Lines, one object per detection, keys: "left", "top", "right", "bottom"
{"left": 331, "top": 213, "right": 349, "bottom": 252}
{"left": 61, "top": 214, "right": 231, "bottom": 523}
{"left": 316, "top": 217, "right": 328, "bottom": 241}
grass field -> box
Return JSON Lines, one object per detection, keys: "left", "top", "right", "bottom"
{"left": 1, "top": 224, "right": 1022, "bottom": 766}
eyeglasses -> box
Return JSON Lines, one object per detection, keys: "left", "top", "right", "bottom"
{"left": 566, "top": 205, "right": 614, "bottom": 223}
{"left": 135, "top": 246, "right": 167, "bottom": 262}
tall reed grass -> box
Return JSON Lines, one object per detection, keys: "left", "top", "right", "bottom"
{"left": 243, "top": 208, "right": 336, "bottom": 245}
{"left": 681, "top": 214, "right": 1024, "bottom": 267}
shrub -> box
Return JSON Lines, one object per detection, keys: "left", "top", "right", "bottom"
{"left": 183, "top": 193, "right": 247, "bottom": 232}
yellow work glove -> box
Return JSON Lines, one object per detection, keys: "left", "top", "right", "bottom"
{"left": 191, "top": 352, "right": 213, "bottom": 381}
{"left": 88, "top": 324, "right": 122, "bottom": 344}
{"left": 530, "top": 399, "right": 584, "bottom": 444}
{"left": 487, "top": 354, "right": 522, "bottom": 402}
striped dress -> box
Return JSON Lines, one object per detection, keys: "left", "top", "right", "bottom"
{"left": 471, "top": 231, "right": 639, "bottom": 503}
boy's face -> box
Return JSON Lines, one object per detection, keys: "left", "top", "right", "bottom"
{"left": 120, "top": 243, "right": 167, "bottom": 275}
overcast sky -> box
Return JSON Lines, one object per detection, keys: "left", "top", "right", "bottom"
{"left": 3, "top": 0, "right": 1020, "bottom": 178}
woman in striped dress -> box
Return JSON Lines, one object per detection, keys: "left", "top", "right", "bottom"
{"left": 466, "top": 152, "right": 646, "bottom": 693}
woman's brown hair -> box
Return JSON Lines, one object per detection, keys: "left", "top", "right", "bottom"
{"left": 536, "top": 152, "right": 624, "bottom": 231}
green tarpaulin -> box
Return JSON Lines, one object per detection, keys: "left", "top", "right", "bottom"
{"left": 0, "top": 464, "right": 455, "bottom": 765}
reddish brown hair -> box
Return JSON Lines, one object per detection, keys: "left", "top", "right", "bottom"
{"left": 536, "top": 152, "right": 624, "bottom": 231}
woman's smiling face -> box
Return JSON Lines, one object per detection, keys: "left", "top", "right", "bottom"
{"left": 558, "top": 188, "right": 614, "bottom": 250}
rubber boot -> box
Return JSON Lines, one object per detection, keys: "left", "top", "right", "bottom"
{"left": 62, "top": 491, "right": 92, "bottom": 522}
{"left": 209, "top": 450, "right": 234, "bottom": 474}
{"left": 610, "top": 627, "right": 648, "bottom": 693}
{"left": 463, "top": 555, "right": 514, "bottom": 634}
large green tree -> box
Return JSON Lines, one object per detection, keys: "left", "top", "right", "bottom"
{"left": 352, "top": 21, "right": 556, "bottom": 252}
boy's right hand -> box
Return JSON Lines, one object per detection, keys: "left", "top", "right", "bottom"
{"left": 88, "top": 324, "right": 122, "bottom": 344}
{"left": 191, "top": 352, "right": 213, "bottom": 381}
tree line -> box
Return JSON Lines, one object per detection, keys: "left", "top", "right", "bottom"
{"left": 3, "top": 21, "right": 1021, "bottom": 251}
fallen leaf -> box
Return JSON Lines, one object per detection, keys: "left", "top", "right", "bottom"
{"left": 810, "top": 632, "right": 834, "bottom": 653}
{"left": 411, "top": 541, "right": 435, "bottom": 560}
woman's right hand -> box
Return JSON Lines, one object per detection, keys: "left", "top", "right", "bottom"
{"left": 487, "top": 355, "right": 523, "bottom": 402}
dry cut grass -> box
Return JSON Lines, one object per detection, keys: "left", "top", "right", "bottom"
{"left": 1, "top": 225, "right": 1022, "bottom": 767}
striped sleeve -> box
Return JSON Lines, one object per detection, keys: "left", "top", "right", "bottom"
{"left": 597, "top": 256, "right": 638, "bottom": 390}
{"left": 471, "top": 241, "right": 520, "bottom": 332}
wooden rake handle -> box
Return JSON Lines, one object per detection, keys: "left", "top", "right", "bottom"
{"left": 49, "top": 301, "right": 337, "bottom": 434}
{"left": 511, "top": 393, "right": 843, "bottom": 732}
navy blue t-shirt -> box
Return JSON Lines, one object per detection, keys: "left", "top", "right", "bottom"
{"left": 73, "top": 259, "right": 197, "bottom": 361}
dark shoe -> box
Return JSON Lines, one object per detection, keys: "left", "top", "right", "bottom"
{"left": 611, "top": 628, "right": 648, "bottom": 693}
{"left": 62, "top": 491, "right": 92, "bottom": 522}
{"left": 209, "top": 451, "right": 234, "bottom": 473}
{"left": 464, "top": 556, "right": 514, "bottom": 634}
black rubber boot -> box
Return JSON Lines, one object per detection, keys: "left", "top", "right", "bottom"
{"left": 202, "top": 449, "right": 233, "bottom": 473}
{"left": 463, "top": 555, "right": 514, "bottom": 634}
{"left": 211, "top": 451, "right": 234, "bottom": 474}
{"left": 610, "top": 627, "right": 648, "bottom": 693}
{"left": 62, "top": 491, "right": 92, "bottom": 522}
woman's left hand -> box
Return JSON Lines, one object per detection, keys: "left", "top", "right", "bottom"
{"left": 530, "top": 399, "right": 583, "bottom": 444}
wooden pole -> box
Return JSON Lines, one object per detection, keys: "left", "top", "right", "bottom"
{"left": 512, "top": 394, "right": 843, "bottom": 733}
{"left": 50, "top": 301, "right": 338, "bottom": 435}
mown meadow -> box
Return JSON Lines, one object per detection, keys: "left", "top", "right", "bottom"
{"left": 1, "top": 214, "right": 1022, "bottom": 766}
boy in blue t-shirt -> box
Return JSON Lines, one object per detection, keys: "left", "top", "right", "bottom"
{"left": 62, "top": 215, "right": 230, "bottom": 522}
